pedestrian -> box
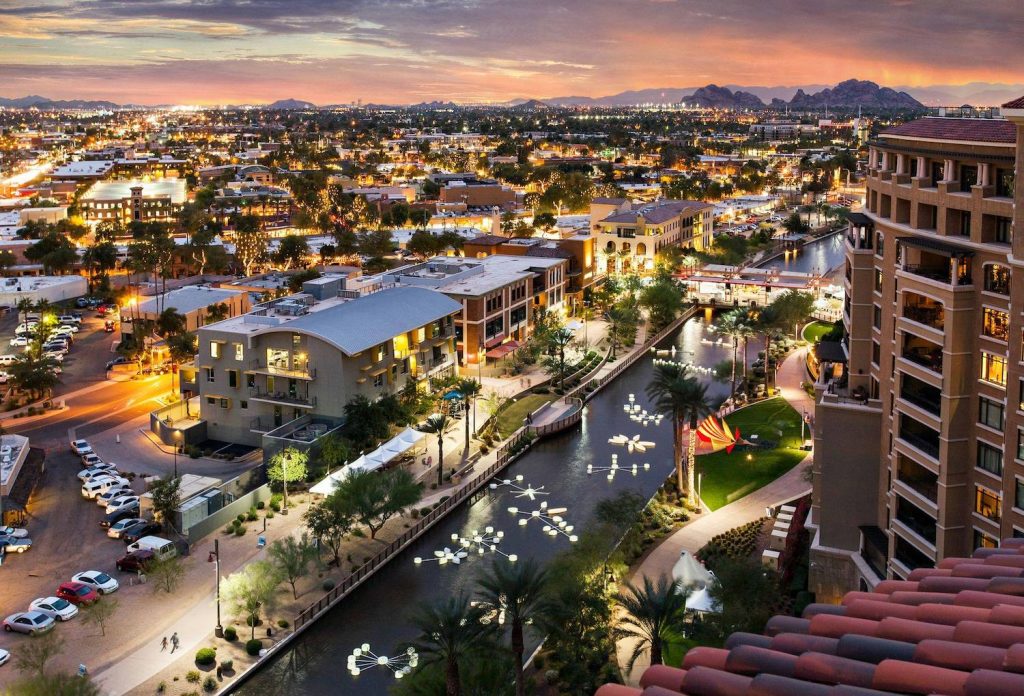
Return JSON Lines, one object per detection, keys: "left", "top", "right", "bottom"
{"left": 170, "top": 632, "right": 179, "bottom": 653}
{"left": 161, "top": 636, "right": 168, "bottom": 651}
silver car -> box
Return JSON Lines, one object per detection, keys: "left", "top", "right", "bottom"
{"left": 3, "top": 611, "right": 55, "bottom": 635}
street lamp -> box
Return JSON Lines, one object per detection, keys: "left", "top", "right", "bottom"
{"left": 172, "top": 429, "right": 181, "bottom": 479}
{"left": 213, "top": 538, "right": 223, "bottom": 637}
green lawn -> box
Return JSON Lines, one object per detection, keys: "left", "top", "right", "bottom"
{"left": 801, "top": 321, "right": 832, "bottom": 343}
{"left": 696, "top": 397, "right": 806, "bottom": 511}
{"left": 495, "top": 393, "right": 559, "bottom": 439}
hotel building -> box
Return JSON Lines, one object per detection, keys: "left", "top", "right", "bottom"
{"left": 809, "top": 100, "right": 1024, "bottom": 602}
{"left": 592, "top": 198, "right": 714, "bottom": 274}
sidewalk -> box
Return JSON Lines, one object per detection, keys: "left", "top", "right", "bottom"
{"left": 617, "top": 347, "right": 814, "bottom": 683}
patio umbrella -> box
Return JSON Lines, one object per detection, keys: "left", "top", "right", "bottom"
{"left": 442, "top": 390, "right": 463, "bottom": 401}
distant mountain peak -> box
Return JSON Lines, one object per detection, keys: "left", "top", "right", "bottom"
{"left": 265, "top": 98, "right": 317, "bottom": 110}
{"left": 786, "top": 79, "right": 922, "bottom": 109}
{"left": 681, "top": 84, "right": 764, "bottom": 110}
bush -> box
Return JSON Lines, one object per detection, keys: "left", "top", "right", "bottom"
{"left": 186, "top": 670, "right": 201, "bottom": 683}
{"left": 157, "top": 681, "right": 167, "bottom": 693}
{"left": 223, "top": 626, "right": 237, "bottom": 641}
{"left": 351, "top": 528, "right": 365, "bottom": 538}
{"left": 234, "top": 525, "right": 247, "bottom": 536}
{"left": 256, "top": 501, "right": 266, "bottom": 510}
{"left": 266, "top": 509, "right": 275, "bottom": 519}
{"left": 220, "top": 659, "right": 233, "bottom": 672}
{"left": 246, "top": 507, "right": 258, "bottom": 522}
{"left": 322, "top": 579, "right": 336, "bottom": 591}
{"left": 245, "top": 639, "right": 262, "bottom": 656}
{"left": 224, "top": 525, "right": 235, "bottom": 535}
{"left": 236, "top": 514, "right": 245, "bottom": 524}
{"left": 277, "top": 619, "right": 289, "bottom": 628}
{"left": 270, "top": 501, "right": 281, "bottom": 512}
{"left": 419, "top": 506, "right": 432, "bottom": 516}
{"left": 203, "top": 676, "right": 217, "bottom": 693}
{"left": 410, "top": 508, "right": 420, "bottom": 519}
{"left": 195, "top": 647, "right": 217, "bottom": 666}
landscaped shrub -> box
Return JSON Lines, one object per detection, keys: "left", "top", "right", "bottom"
{"left": 277, "top": 619, "right": 289, "bottom": 628}
{"left": 245, "top": 639, "right": 262, "bottom": 656}
{"left": 256, "top": 501, "right": 266, "bottom": 510}
{"left": 186, "top": 670, "right": 201, "bottom": 683}
{"left": 697, "top": 518, "right": 768, "bottom": 571}
{"left": 234, "top": 525, "right": 247, "bottom": 536}
{"left": 266, "top": 509, "right": 274, "bottom": 519}
{"left": 224, "top": 525, "right": 235, "bottom": 535}
{"left": 223, "top": 626, "right": 237, "bottom": 641}
{"left": 322, "top": 579, "right": 336, "bottom": 591}
{"left": 203, "top": 676, "right": 217, "bottom": 692}
{"left": 195, "top": 647, "right": 216, "bottom": 666}
{"left": 419, "top": 506, "right": 431, "bottom": 516}
{"left": 220, "top": 659, "right": 233, "bottom": 672}
{"left": 246, "top": 507, "right": 258, "bottom": 521}
{"left": 236, "top": 514, "right": 245, "bottom": 524}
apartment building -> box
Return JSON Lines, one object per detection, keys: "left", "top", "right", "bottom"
{"left": 593, "top": 198, "right": 714, "bottom": 274}
{"left": 80, "top": 179, "right": 187, "bottom": 224}
{"left": 384, "top": 255, "right": 567, "bottom": 365}
{"left": 191, "top": 285, "right": 460, "bottom": 446}
{"left": 809, "top": 102, "right": 1024, "bottom": 603}
{"left": 438, "top": 179, "right": 520, "bottom": 210}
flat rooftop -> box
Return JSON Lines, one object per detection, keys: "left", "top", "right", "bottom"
{"left": 138, "top": 286, "right": 244, "bottom": 316}
{"left": 387, "top": 255, "right": 564, "bottom": 296}
{"left": 81, "top": 179, "right": 187, "bottom": 204}
{"left": 50, "top": 160, "right": 115, "bottom": 178}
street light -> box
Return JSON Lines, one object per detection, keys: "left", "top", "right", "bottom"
{"left": 172, "top": 429, "right": 181, "bottom": 479}
{"left": 213, "top": 538, "right": 223, "bottom": 637}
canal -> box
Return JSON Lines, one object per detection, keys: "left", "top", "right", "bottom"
{"left": 758, "top": 231, "right": 845, "bottom": 275}
{"left": 235, "top": 318, "right": 753, "bottom": 696}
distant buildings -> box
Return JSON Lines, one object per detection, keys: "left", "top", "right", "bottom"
{"left": 592, "top": 198, "right": 715, "bottom": 273}
{"left": 80, "top": 179, "right": 187, "bottom": 224}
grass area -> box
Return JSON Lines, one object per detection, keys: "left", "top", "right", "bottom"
{"left": 801, "top": 321, "right": 832, "bottom": 343}
{"left": 696, "top": 397, "right": 806, "bottom": 511}
{"left": 495, "top": 392, "right": 558, "bottom": 439}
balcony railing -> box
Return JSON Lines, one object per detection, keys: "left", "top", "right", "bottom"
{"left": 901, "top": 347, "right": 942, "bottom": 373}
{"left": 246, "top": 360, "right": 315, "bottom": 380}
{"left": 900, "top": 430, "right": 940, "bottom": 459}
{"left": 903, "top": 305, "right": 944, "bottom": 329}
{"left": 903, "top": 264, "right": 952, "bottom": 284}
{"left": 901, "top": 389, "right": 941, "bottom": 416}
{"left": 249, "top": 390, "right": 317, "bottom": 408}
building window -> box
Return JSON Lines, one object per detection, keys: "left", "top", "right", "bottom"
{"left": 996, "top": 168, "right": 1015, "bottom": 198}
{"left": 240, "top": 400, "right": 248, "bottom": 410}
{"left": 982, "top": 308, "right": 1009, "bottom": 341}
{"left": 204, "top": 367, "right": 215, "bottom": 383}
{"left": 984, "top": 264, "right": 1010, "bottom": 295}
{"left": 874, "top": 271, "right": 883, "bottom": 293}
{"left": 977, "top": 441, "right": 1004, "bottom": 476}
{"left": 872, "top": 341, "right": 880, "bottom": 366}
{"left": 981, "top": 352, "right": 1007, "bottom": 387}
{"left": 979, "top": 397, "right": 1005, "bottom": 431}
{"left": 373, "top": 373, "right": 384, "bottom": 388}
{"left": 974, "top": 529, "right": 999, "bottom": 550}
{"left": 228, "top": 370, "right": 238, "bottom": 388}
{"left": 873, "top": 305, "right": 881, "bottom": 329}
{"left": 975, "top": 486, "right": 1001, "bottom": 522}
{"left": 211, "top": 342, "right": 220, "bottom": 359}
{"left": 234, "top": 343, "right": 244, "bottom": 361}
{"left": 995, "top": 217, "right": 1012, "bottom": 244}
{"left": 1019, "top": 430, "right": 1024, "bottom": 461}
{"left": 219, "top": 398, "right": 229, "bottom": 409}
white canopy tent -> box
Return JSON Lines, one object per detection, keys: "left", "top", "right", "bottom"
{"left": 672, "top": 551, "right": 721, "bottom": 614}
{"left": 308, "top": 427, "right": 427, "bottom": 496}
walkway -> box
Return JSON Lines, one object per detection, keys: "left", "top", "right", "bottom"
{"left": 618, "top": 346, "right": 815, "bottom": 684}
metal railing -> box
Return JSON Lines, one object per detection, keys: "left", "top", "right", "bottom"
{"left": 248, "top": 390, "right": 316, "bottom": 407}
{"left": 246, "top": 360, "right": 316, "bottom": 380}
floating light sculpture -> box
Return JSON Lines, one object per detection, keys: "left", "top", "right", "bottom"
{"left": 506, "top": 500, "right": 578, "bottom": 542}
{"left": 347, "top": 644, "right": 418, "bottom": 679}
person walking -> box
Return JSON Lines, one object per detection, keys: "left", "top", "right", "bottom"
{"left": 170, "top": 632, "right": 179, "bottom": 653}
{"left": 161, "top": 636, "right": 168, "bottom": 651}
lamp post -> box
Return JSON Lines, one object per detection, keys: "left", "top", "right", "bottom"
{"left": 172, "top": 429, "right": 181, "bottom": 479}
{"left": 213, "top": 538, "right": 223, "bottom": 637}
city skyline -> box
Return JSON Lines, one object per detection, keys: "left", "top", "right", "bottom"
{"left": 1, "top": 0, "right": 1023, "bottom": 105}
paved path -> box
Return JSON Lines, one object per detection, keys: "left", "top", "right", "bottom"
{"left": 618, "top": 346, "right": 815, "bottom": 683}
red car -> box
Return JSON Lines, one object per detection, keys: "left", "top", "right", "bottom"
{"left": 56, "top": 581, "right": 99, "bottom": 606}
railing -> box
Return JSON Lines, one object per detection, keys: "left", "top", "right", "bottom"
{"left": 901, "top": 348, "right": 942, "bottom": 373}
{"left": 902, "top": 305, "right": 944, "bottom": 329}
{"left": 292, "top": 427, "right": 532, "bottom": 633}
{"left": 900, "top": 389, "right": 941, "bottom": 416}
{"left": 246, "top": 360, "right": 316, "bottom": 380}
{"left": 527, "top": 397, "right": 584, "bottom": 439}
{"left": 248, "top": 390, "right": 316, "bottom": 407}
{"left": 903, "top": 264, "right": 952, "bottom": 284}
{"left": 899, "top": 430, "right": 940, "bottom": 459}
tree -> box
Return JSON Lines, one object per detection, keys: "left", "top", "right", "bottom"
{"left": 336, "top": 468, "right": 422, "bottom": 539}
{"left": 5, "top": 673, "right": 101, "bottom": 696}
{"left": 148, "top": 556, "right": 185, "bottom": 594}
{"left": 700, "top": 557, "right": 780, "bottom": 641}
{"left": 476, "top": 559, "right": 551, "bottom": 696}
{"left": 13, "top": 630, "right": 63, "bottom": 677}
{"left": 315, "top": 433, "right": 353, "bottom": 478}
{"left": 304, "top": 489, "right": 354, "bottom": 566}
{"left": 268, "top": 533, "right": 316, "bottom": 599}
{"left": 267, "top": 447, "right": 308, "bottom": 513}
{"left": 532, "top": 211, "right": 557, "bottom": 234}
{"left": 23, "top": 232, "right": 77, "bottom": 274}
{"left": 10, "top": 352, "right": 59, "bottom": 401}
{"left": 156, "top": 308, "right": 186, "bottom": 337}
{"left": 613, "top": 574, "right": 688, "bottom": 673}
{"left": 149, "top": 476, "right": 182, "bottom": 532}
{"left": 80, "top": 598, "right": 118, "bottom": 637}
{"left": 357, "top": 228, "right": 394, "bottom": 259}
{"left": 233, "top": 214, "right": 269, "bottom": 276}
{"left": 273, "top": 234, "right": 310, "bottom": 270}
{"left": 220, "top": 560, "right": 283, "bottom": 640}
{"left": 765, "top": 290, "right": 815, "bottom": 339}
{"left": 783, "top": 212, "right": 809, "bottom": 235}
{"left": 407, "top": 593, "right": 495, "bottom": 696}
{"left": 646, "top": 362, "right": 712, "bottom": 506}
{"left": 638, "top": 279, "right": 683, "bottom": 331}
{"left": 418, "top": 413, "right": 456, "bottom": 487}
{"left": 711, "top": 309, "right": 753, "bottom": 395}
{"left": 542, "top": 327, "right": 576, "bottom": 391}
{"left": 206, "top": 302, "right": 230, "bottom": 323}
{"left": 453, "top": 377, "right": 481, "bottom": 443}
{"left": 407, "top": 230, "right": 442, "bottom": 259}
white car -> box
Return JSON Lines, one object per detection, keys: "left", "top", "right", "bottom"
{"left": 0, "top": 526, "right": 27, "bottom": 539}
{"left": 107, "top": 517, "right": 145, "bottom": 539}
{"left": 72, "top": 571, "right": 119, "bottom": 595}
{"left": 0, "top": 372, "right": 8, "bottom": 385}
{"left": 81, "top": 453, "right": 104, "bottom": 466}
{"left": 55, "top": 324, "right": 79, "bottom": 334}
{"left": 8, "top": 337, "right": 27, "bottom": 348}
{"left": 105, "top": 496, "right": 140, "bottom": 515}
{"left": 97, "top": 486, "right": 133, "bottom": 505}
{"left": 29, "top": 596, "right": 78, "bottom": 622}
{"left": 0, "top": 648, "right": 8, "bottom": 666}
{"left": 77, "top": 466, "right": 117, "bottom": 482}
{"left": 44, "top": 351, "right": 64, "bottom": 363}
{"left": 70, "top": 440, "right": 93, "bottom": 456}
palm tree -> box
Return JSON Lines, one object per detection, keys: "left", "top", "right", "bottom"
{"left": 156, "top": 308, "right": 186, "bottom": 337}
{"left": 16, "top": 298, "right": 33, "bottom": 328}
{"left": 476, "top": 559, "right": 551, "bottom": 696}
{"left": 419, "top": 413, "right": 456, "bottom": 487}
{"left": 711, "top": 309, "right": 753, "bottom": 395}
{"left": 646, "top": 362, "right": 712, "bottom": 506}
{"left": 454, "top": 377, "right": 481, "bottom": 444}
{"left": 614, "top": 574, "right": 689, "bottom": 674}
{"left": 545, "top": 327, "right": 576, "bottom": 391}
{"left": 408, "top": 593, "right": 494, "bottom": 696}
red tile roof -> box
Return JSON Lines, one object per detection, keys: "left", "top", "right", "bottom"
{"left": 596, "top": 538, "right": 1024, "bottom": 696}
{"left": 880, "top": 117, "right": 1017, "bottom": 144}
{"left": 1002, "top": 96, "right": 1024, "bottom": 109}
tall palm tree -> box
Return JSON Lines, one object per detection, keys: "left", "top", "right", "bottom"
{"left": 614, "top": 574, "right": 689, "bottom": 673}
{"left": 476, "top": 559, "right": 550, "bottom": 696}
{"left": 454, "top": 377, "right": 481, "bottom": 444}
{"left": 711, "top": 309, "right": 754, "bottom": 396}
{"left": 408, "top": 593, "right": 493, "bottom": 696}
{"left": 646, "top": 362, "right": 712, "bottom": 506}
{"left": 419, "top": 413, "right": 456, "bottom": 487}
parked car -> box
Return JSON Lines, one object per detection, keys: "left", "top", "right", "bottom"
{"left": 72, "top": 571, "right": 119, "bottom": 595}
{"left": 105, "top": 356, "right": 133, "bottom": 370}
{"left": 29, "top": 596, "right": 78, "bottom": 622}
{"left": 0, "top": 648, "right": 9, "bottom": 666}
{"left": 78, "top": 466, "right": 118, "bottom": 482}
{"left": 0, "top": 526, "right": 27, "bottom": 539}
{"left": 81, "top": 476, "right": 129, "bottom": 499}
{"left": 75, "top": 297, "right": 90, "bottom": 308}
{"left": 115, "top": 549, "right": 155, "bottom": 573}
{"left": 105, "top": 516, "right": 144, "bottom": 536}
{"left": 121, "top": 522, "right": 161, "bottom": 544}
{"left": 43, "top": 351, "right": 65, "bottom": 363}
{"left": 96, "top": 486, "right": 133, "bottom": 506}
{"left": 56, "top": 581, "right": 98, "bottom": 606}
{"left": 8, "top": 337, "right": 27, "bottom": 348}
{"left": 0, "top": 372, "right": 8, "bottom": 385}
{"left": 105, "top": 496, "right": 141, "bottom": 515}
{"left": 104, "top": 320, "right": 116, "bottom": 333}
{"left": 0, "top": 536, "right": 31, "bottom": 553}
{"left": 3, "top": 611, "right": 55, "bottom": 635}
{"left": 81, "top": 453, "right": 104, "bottom": 467}
{"left": 58, "top": 315, "right": 81, "bottom": 327}
{"left": 70, "top": 440, "right": 93, "bottom": 456}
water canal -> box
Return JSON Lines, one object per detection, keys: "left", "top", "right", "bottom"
{"left": 758, "top": 231, "right": 846, "bottom": 275}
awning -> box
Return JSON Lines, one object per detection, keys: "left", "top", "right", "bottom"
{"left": 484, "top": 334, "right": 505, "bottom": 348}
{"left": 899, "top": 235, "right": 973, "bottom": 258}
{"left": 309, "top": 428, "right": 425, "bottom": 495}
{"left": 486, "top": 344, "right": 516, "bottom": 359}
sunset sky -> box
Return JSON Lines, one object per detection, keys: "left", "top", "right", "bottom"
{"left": 2, "top": 0, "right": 1023, "bottom": 105}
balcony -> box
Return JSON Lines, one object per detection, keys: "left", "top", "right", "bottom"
{"left": 899, "top": 427, "right": 940, "bottom": 460}
{"left": 901, "top": 345, "right": 942, "bottom": 374}
{"left": 248, "top": 390, "right": 317, "bottom": 409}
{"left": 896, "top": 456, "right": 938, "bottom": 503}
{"left": 895, "top": 497, "right": 937, "bottom": 545}
{"left": 902, "top": 293, "right": 944, "bottom": 330}
{"left": 245, "top": 360, "right": 315, "bottom": 381}
{"left": 903, "top": 263, "right": 960, "bottom": 284}
{"left": 900, "top": 374, "right": 942, "bottom": 416}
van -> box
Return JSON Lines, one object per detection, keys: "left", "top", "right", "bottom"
{"left": 81, "top": 476, "right": 129, "bottom": 499}
{"left": 0, "top": 355, "right": 17, "bottom": 366}
{"left": 125, "top": 535, "right": 177, "bottom": 562}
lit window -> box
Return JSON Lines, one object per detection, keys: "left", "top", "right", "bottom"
{"left": 975, "top": 486, "right": 1001, "bottom": 522}
{"left": 234, "top": 343, "right": 244, "bottom": 361}
{"left": 983, "top": 308, "right": 1009, "bottom": 342}
{"left": 981, "top": 352, "right": 1007, "bottom": 387}
{"left": 211, "top": 342, "right": 221, "bottom": 359}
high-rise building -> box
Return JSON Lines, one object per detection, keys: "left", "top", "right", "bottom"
{"left": 808, "top": 99, "right": 1024, "bottom": 602}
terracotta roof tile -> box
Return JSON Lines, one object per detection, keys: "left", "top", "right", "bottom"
{"left": 880, "top": 117, "right": 1017, "bottom": 144}
{"left": 1002, "top": 96, "right": 1024, "bottom": 109}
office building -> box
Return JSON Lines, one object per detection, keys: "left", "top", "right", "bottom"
{"left": 592, "top": 198, "right": 714, "bottom": 274}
